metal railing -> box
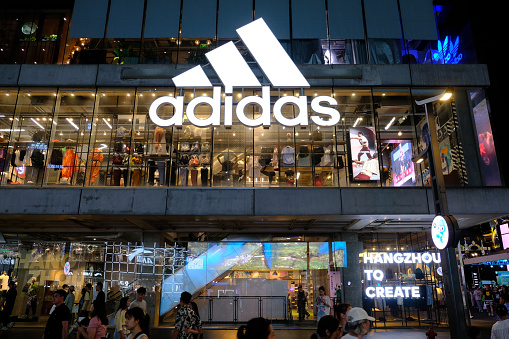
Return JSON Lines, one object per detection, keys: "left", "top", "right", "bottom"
{"left": 193, "top": 296, "right": 288, "bottom": 324}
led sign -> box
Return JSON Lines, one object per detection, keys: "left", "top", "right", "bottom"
{"left": 363, "top": 252, "right": 441, "bottom": 299}
{"left": 148, "top": 18, "right": 340, "bottom": 128}
{"left": 433, "top": 36, "right": 463, "bottom": 64}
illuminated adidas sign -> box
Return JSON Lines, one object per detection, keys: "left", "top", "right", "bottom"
{"left": 149, "top": 18, "right": 340, "bottom": 128}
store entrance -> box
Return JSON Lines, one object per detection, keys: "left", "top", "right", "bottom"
{"left": 158, "top": 241, "right": 346, "bottom": 325}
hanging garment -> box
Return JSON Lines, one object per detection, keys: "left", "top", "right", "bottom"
{"left": 180, "top": 167, "right": 188, "bottom": 186}
{"left": 158, "top": 161, "right": 166, "bottom": 186}
{"left": 201, "top": 167, "right": 208, "bottom": 186}
{"left": 190, "top": 169, "right": 198, "bottom": 186}
{"left": 88, "top": 148, "right": 104, "bottom": 184}
{"left": 154, "top": 127, "right": 164, "bottom": 150}
{"left": 62, "top": 148, "right": 79, "bottom": 178}
{"left": 50, "top": 149, "right": 64, "bottom": 166}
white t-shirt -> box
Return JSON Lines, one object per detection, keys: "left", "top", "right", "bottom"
{"left": 491, "top": 319, "right": 509, "bottom": 339}
{"left": 130, "top": 299, "right": 147, "bottom": 313}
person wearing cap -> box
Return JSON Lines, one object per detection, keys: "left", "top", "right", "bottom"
{"left": 342, "top": 307, "right": 375, "bottom": 338}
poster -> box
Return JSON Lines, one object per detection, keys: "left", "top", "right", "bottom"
{"left": 349, "top": 127, "right": 379, "bottom": 181}
{"left": 439, "top": 138, "right": 453, "bottom": 175}
{"left": 390, "top": 141, "right": 415, "bottom": 186}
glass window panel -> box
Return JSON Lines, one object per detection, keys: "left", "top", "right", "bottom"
{"left": 333, "top": 88, "right": 375, "bottom": 187}
{"left": 106, "top": 0, "right": 144, "bottom": 39}
{"left": 87, "top": 89, "right": 135, "bottom": 187}
{"left": 43, "top": 89, "right": 96, "bottom": 186}
{"left": 3, "top": 89, "right": 57, "bottom": 185}
{"left": 373, "top": 88, "right": 415, "bottom": 187}
{"left": 0, "top": 89, "right": 19, "bottom": 185}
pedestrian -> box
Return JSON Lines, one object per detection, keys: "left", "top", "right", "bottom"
{"left": 42, "top": 289, "right": 70, "bottom": 339}
{"left": 491, "top": 304, "right": 509, "bottom": 338}
{"left": 297, "top": 285, "right": 310, "bottom": 321}
{"left": 485, "top": 286, "right": 495, "bottom": 316}
{"left": 1, "top": 281, "right": 17, "bottom": 330}
{"left": 237, "top": 317, "right": 275, "bottom": 339}
{"left": 77, "top": 299, "right": 108, "bottom": 339}
{"left": 310, "top": 315, "right": 341, "bottom": 339}
{"left": 342, "top": 307, "right": 375, "bottom": 339}
{"left": 81, "top": 283, "right": 93, "bottom": 318}
{"left": 316, "top": 286, "right": 331, "bottom": 323}
{"left": 25, "top": 277, "right": 38, "bottom": 319}
{"left": 172, "top": 291, "right": 201, "bottom": 339}
{"left": 188, "top": 301, "right": 203, "bottom": 339}
{"left": 473, "top": 286, "right": 483, "bottom": 313}
{"left": 95, "top": 282, "right": 105, "bottom": 307}
{"left": 334, "top": 303, "right": 351, "bottom": 330}
{"left": 125, "top": 307, "right": 150, "bottom": 339}
{"left": 131, "top": 287, "right": 147, "bottom": 314}
{"left": 114, "top": 297, "right": 130, "bottom": 339}
{"left": 65, "top": 286, "right": 75, "bottom": 316}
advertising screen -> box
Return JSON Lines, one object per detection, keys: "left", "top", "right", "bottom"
{"left": 349, "top": 127, "right": 379, "bottom": 181}
{"left": 390, "top": 141, "right": 415, "bottom": 186}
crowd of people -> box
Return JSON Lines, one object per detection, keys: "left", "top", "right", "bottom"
{"left": 468, "top": 284, "right": 509, "bottom": 338}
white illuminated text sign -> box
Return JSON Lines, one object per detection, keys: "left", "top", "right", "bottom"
{"left": 363, "top": 252, "right": 441, "bottom": 299}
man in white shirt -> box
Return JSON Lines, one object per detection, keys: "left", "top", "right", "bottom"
{"left": 491, "top": 304, "right": 509, "bottom": 339}
{"left": 130, "top": 287, "right": 147, "bottom": 313}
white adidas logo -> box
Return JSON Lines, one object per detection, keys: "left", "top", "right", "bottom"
{"left": 149, "top": 18, "right": 340, "bottom": 128}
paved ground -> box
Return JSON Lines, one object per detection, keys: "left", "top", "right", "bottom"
{"left": 0, "top": 308, "right": 496, "bottom": 338}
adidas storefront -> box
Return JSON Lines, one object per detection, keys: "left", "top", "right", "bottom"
{"left": 0, "top": 14, "right": 503, "bottom": 333}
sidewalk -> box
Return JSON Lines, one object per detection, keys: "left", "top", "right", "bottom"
{"left": 0, "top": 327, "right": 453, "bottom": 339}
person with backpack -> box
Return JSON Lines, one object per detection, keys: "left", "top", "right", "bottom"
{"left": 125, "top": 307, "right": 150, "bottom": 339}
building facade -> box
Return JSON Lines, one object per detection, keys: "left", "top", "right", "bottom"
{"left": 0, "top": 0, "right": 508, "bottom": 329}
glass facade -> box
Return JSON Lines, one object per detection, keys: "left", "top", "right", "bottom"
{"left": 0, "top": 2, "right": 477, "bottom": 66}
{"left": 0, "top": 86, "right": 487, "bottom": 188}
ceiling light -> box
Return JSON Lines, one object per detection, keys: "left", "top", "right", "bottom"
{"left": 385, "top": 117, "right": 396, "bottom": 130}
{"left": 66, "top": 118, "right": 79, "bottom": 130}
{"left": 30, "top": 118, "right": 45, "bottom": 130}
{"left": 102, "top": 118, "right": 112, "bottom": 129}
{"left": 440, "top": 92, "right": 452, "bottom": 101}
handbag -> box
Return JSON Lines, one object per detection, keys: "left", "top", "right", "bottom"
{"left": 190, "top": 155, "right": 200, "bottom": 166}
{"left": 134, "top": 142, "right": 144, "bottom": 153}
{"left": 132, "top": 155, "right": 143, "bottom": 165}
{"left": 181, "top": 142, "right": 190, "bottom": 152}
{"left": 190, "top": 141, "right": 200, "bottom": 152}
{"left": 200, "top": 154, "right": 210, "bottom": 165}
{"left": 114, "top": 142, "right": 123, "bottom": 153}
{"left": 179, "top": 154, "right": 190, "bottom": 166}
{"left": 312, "top": 130, "right": 323, "bottom": 141}
{"left": 201, "top": 142, "right": 210, "bottom": 152}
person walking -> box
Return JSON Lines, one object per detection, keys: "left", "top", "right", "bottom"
{"left": 95, "top": 282, "right": 105, "bottom": 308}
{"left": 125, "top": 307, "right": 150, "bottom": 339}
{"left": 316, "top": 286, "right": 331, "bottom": 323}
{"left": 64, "top": 285, "right": 75, "bottom": 321}
{"left": 114, "top": 297, "right": 130, "bottom": 339}
{"left": 491, "top": 304, "right": 509, "bottom": 338}
{"left": 473, "top": 286, "right": 483, "bottom": 313}
{"left": 342, "top": 307, "right": 375, "bottom": 339}
{"left": 81, "top": 283, "right": 93, "bottom": 318}
{"left": 297, "top": 285, "right": 310, "bottom": 321}
{"left": 131, "top": 287, "right": 147, "bottom": 314}
{"left": 42, "top": 289, "right": 70, "bottom": 339}
{"left": 172, "top": 291, "right": 201, "bottom": 339}
{"left": 237, "top": 317, "right": 275, "bottom": 339}
{"left": 1, "top": 281, "right": 17, "bottom": 330}
{"left": 310, "top": 315, "right": 341, "bottom": 339}
{"left": 485, "top": 286, "right": 495, "bottom": 317}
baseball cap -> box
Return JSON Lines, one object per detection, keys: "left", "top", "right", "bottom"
{"left": 346, "top": 307, "right": 375, "bottom": 322}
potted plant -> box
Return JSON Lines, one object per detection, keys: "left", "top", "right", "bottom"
{"left": 112, "top": 40, "right": 139, "bottom": 64}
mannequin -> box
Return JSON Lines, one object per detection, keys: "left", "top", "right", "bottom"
{"left": 25, "top": 277, "right": 39, "bottom": 319}
{"left": 88, "top": 148, "right": 104, "bottom": 184}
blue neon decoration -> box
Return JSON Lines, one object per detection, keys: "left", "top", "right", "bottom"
{"left": 433, "top": 36, "right": 463, "bottom": 64}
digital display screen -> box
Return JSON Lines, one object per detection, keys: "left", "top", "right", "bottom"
{"left": 349, "top": 127, "right": 379, "bottom": 181}
{"left": 390, "top": 141, "right": 415, "bottom": 186}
